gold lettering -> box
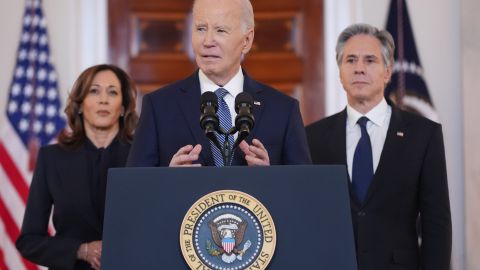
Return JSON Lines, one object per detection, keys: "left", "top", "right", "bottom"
{"left": 183, "top": 223, "right": 194, "bottom": 236}
{"left": 195, "top": 261, "right": 209, "bottom": 270}
{"left": 247, "top": 252, "right": 270, "bottom": 269}
{"left": 211, "top": 194, "right": 223, "bottom": 204}
{"left": 253, "top": 205, "right": 267, "bottom": 221}
{"left": 198, "top": 202, "right": 208, "bottom": 212}
{"left": 193, "top": 206, "right": 202, "bottom": 217}
{"left": 265, "top": 235, "right": 273, "bottom": 243}
{"left": 184, "top": 239, "right": 193, "bottom": 253}
{"left": 248, "top": 261, "right": 261, "bottom": 269}
{"left": 260, "top": 251, "right": 270, "bottom": 259}
{"left": 187, "top": 215, "right": 196, "bottom": 223}
{"left": 239, "top": 196, "right": 250, "bottom": 205}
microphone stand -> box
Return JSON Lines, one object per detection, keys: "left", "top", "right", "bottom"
{"left": 217, "top": 114, "right": 253, "bottom": 166}
{"left": 218, "top": 127, "right": 237, "bottom": 166}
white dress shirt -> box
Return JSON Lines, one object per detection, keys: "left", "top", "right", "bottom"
{"left": 346, "top": 98, "right": 392, "bottom": 181}
{"left": 199, "top": 68, "right": 243, "bottom": 131}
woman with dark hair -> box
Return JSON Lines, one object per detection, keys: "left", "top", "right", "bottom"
{"left": 16, "top": 64, "right": 138, "bottom": 270}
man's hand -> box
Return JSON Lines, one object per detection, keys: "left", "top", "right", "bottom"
{"left": 239, "top": 139, "right": 270, "bottom": 166}
{"left": 169, "top": 144, "right": 202, "bottom": 167}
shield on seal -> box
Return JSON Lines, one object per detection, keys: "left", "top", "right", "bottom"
{"left": 222, "top": 237, "right": 235, "bottom": 253}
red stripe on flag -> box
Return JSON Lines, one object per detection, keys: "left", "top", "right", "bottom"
{"left": 0, "top": 245, "right": 8, "bottom": 270}
{"left": 0, "top": 142, "right": 29, "bottom": 203}
{"left": 0, "top": 197, "right": 39, "bottom": 270}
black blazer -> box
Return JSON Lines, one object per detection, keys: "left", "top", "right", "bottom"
{"left": 16, "top": 140, "right": 131, "bottom": 270}
{"left": 127, "top": 70, "right": 311, "bottom": 166}
{"left": 306, "top": 105, "right": 451, "bottom": 270}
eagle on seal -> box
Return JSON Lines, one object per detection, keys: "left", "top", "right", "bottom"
{"left": 208, "top": 214, "right": 248, "bottom": 263}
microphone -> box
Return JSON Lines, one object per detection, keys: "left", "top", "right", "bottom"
{"left": 234, "top": 92, "right": 255, "bottom": 148}
{"left": 200, "top": 92, "right": 221, "bottom": 149}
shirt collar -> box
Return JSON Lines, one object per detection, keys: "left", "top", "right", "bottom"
{"left": 198, "top": 68, "right": 244, "bottom": 98}
{"left": 84, "top": 135, "right": 119, "bottom": 152}
{"left": 346, "top": 98, "right": 390, "bottom": 128}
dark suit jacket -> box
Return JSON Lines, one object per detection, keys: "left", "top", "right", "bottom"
{"left": 127, "top": 70, "right": 311, "bottom": 166}
{"left": 16, "top": 140, "right": 131, "bottom": 270}
{"left": 306, "top": 105, "right": 451, "bottom": 270}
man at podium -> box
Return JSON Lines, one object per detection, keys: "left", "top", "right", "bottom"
{"left": 127, "top": 0, "right": 311, "bottom": 167}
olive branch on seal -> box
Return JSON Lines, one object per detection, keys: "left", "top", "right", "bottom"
{"left": 206, "top": 240, "right": 222, "bottom": 256}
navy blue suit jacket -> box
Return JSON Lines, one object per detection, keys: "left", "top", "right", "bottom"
{"left": 127, "top": 70, "right": 311, "bottom": 166}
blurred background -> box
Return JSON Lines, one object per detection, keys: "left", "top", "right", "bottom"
{"left": 0, "top": 0, "right": 478, "bottom": 269}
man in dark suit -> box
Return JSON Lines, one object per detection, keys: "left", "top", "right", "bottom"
{"left": 127, "top": 0, "right": 311, "bottom": 167}
{"left": 306, "top": 23, "right": 451, "bottom": 270}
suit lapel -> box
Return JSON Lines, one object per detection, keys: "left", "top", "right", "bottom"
{"left": 177, "top": 71, "right": 214, "bottom": 165}
{"left": 362, "top": 105, "right": 407, "bottom": 206}
{"left": 243, "top": 73, "right": 265, "bottom": 141}
{"left": 57, "top": 146, "right": 101, "bottom": 232}
{"left": 329, "top": 110, "right": 348, "bottom": 165}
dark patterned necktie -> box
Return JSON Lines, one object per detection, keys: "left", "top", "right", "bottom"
{"left": 352, "top": 116, "right": 373, "bottom": 203}
{"left": 211, "top": 88, "right": 234, "bottom": 166}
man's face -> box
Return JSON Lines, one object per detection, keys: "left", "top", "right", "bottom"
{"left": 339, "top": 34, "right": 392, "bottom": 108}
{"left": 192, "top": 0, "right": 253, "bottom": 86}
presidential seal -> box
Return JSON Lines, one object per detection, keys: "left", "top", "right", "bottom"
{"left": 180, "top": 190, "right": 276, "bottom": 270}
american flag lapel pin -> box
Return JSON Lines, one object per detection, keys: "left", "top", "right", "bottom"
{"left": 254, "top": 101, "right": 261, "bottom": 106}
{"left": 396, "top": 131, "right": 404, "bottom": 137}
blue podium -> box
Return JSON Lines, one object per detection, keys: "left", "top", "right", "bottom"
{"left": 102, "top": 165, "right": 357, "bottom": 269}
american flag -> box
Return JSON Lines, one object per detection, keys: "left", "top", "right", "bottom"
{"left": 384, "top": 0, "right": 439, "bottom": 122}
{"left": 0, "top": 0, "right": 65, "bottom": 269}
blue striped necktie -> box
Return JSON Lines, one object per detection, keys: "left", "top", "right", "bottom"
{"left": 211, "top": 88, "right": 234, "bottom": 166}
{"left": 352, "top": 116, "right": 373, "bottom": 203}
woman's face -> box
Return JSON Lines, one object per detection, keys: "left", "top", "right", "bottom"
{"left": 81, "top": 70, "right": 124, "bottom": 135}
